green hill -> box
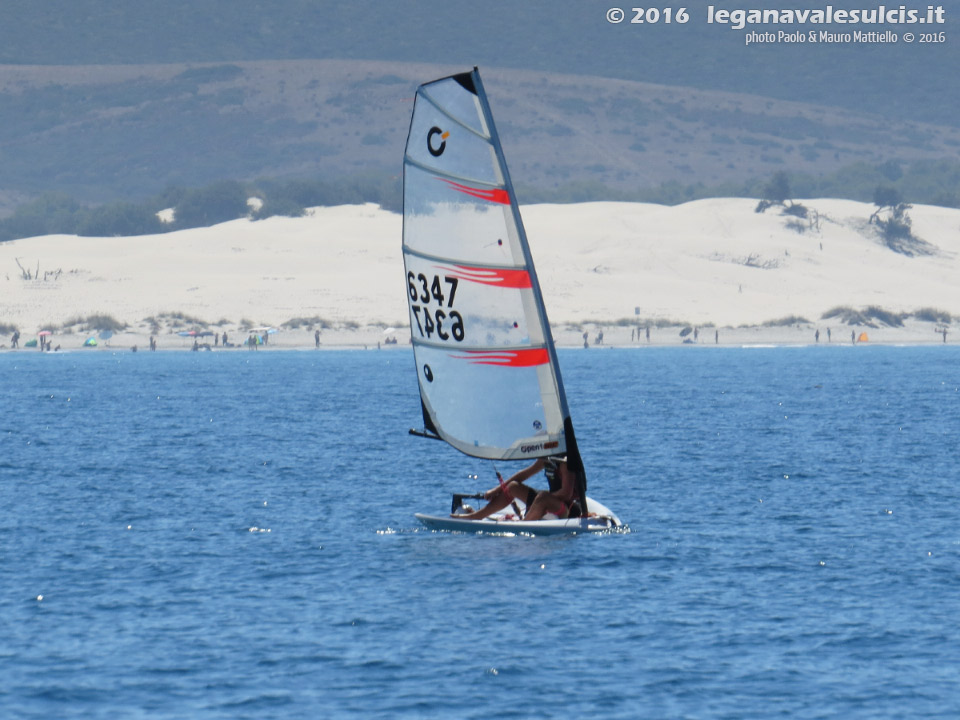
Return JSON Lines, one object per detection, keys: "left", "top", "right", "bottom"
{"left": 1, "top": 0, "right": 956, "bottom": 126}
{"left": 1, "top": 1, "right": 957, "bottom": 218}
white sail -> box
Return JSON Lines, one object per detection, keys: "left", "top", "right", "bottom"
{"left": 402, "top": 69, "right": 573, "bottom": 462}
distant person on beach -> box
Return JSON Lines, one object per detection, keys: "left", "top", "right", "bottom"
{"left": 150, "top": 336, "right": 157, "bottom": 351}
{"left": 222, "top": 331, "right": 228, "bottom": 346}
{"left": 11, "top": 330, "right": 19, "bottom": 348}
{"left": 827, "top": 328, "right": 832, "bottom": 342}
{"left": 315, "top": 329, "right": 320, "bottom": 348}
{"left": 715, "top": 329, "right": 719, "bottom": 344}
{"left": 214, "top": 333, "right": 219, "bottom": 347}
{"left": 582, "top": 331, "right": 589, "bottom": 348}
{"left": 942, "top": 328, "right": 948, "bottom": 343}
{"left": 646, "top": 327, "right": 650, "bottom": 343}
{"left": 452, "top": 456, "right": 579, "bottom": 522}
{"left": 815, "top": 329, "right": 820, "bottom": 343}
{"left": 851, "top": 330, "right": 856, "bottom": 344}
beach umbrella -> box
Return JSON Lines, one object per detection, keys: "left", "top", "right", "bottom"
{"left": 38, "top": 330, "right": 52, "bottom": 337}
{"left": 83, "top": 337, "right": 98, "bottom": 347}
{"left": 99, "top": 330, "right": 114, "bottom": 340}
{"left": 679, "top": 326, "right": 693, "bottom": 337}
{"left": 383, "top": 327, "right": 397, "bottom": 335}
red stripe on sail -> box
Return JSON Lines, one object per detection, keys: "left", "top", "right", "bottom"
{"left": 439, "top": 178, "right": 510, "bottom": 205}
{"left": 438, "top": 264, "right": 531, "bottom": 289}
{"left": 451, "top": 348, "right": 549, "bottom": 367}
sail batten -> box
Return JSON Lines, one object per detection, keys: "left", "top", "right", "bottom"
{"left": 403, "top": 68, "right": 576, "bottom": 467}
{"left": 402, "top": 157, "right": 504, "bottom": 190}
{"left": 401, "top": 246, "right": 525, "bottom": 271}
{"left": 412, "top": 337, "right": 548, "bottom": 353}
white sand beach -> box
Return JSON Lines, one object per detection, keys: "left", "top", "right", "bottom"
{"left": 1, "top": 198, "right": 957, "bottom": 351}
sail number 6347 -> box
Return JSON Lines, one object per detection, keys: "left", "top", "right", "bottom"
{"left": 408, "top": 272, "right": 465, "bottom": 342}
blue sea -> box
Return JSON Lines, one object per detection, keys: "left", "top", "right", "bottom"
{"left": 2, "top": 346, "right": 959, "bottom": 719}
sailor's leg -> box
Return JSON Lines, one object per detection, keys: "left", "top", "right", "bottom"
{"left": 524, "top": 492, "right": 569, "bottom": 521}
{"left": 451, "top": 486, "right": 510, "bottom": 519}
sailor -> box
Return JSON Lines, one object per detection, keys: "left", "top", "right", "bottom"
{"left": 452, "top": 456, "right": 579, "bottom": 521}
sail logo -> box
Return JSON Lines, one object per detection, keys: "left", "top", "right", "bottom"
{"left": 520, "top": 441, "right": 558, "bottom": 453}
{"left": 437, "top": 178, "right": 510, "bottom": 205}
{"left": 439, "top": 264, "right": 531, "bottom": 289}
{"left": 451, "top": 348, "right": 549, "bottom": 367}
{"left": 428, "top": 126, "right": 449, "bottom": 157}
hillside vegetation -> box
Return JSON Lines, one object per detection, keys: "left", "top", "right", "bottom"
{"left": 4, "top": 156, "right": 960, "bottom": 243}
{"left": 2, "top": 60, "right": 960, "bottom": 227}
{"left": 2, "top": 0, "right": 956, "bottom": 127}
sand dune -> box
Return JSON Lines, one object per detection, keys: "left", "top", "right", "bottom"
{"left": 1, "top": 198, "right": 957, "bottom": 350}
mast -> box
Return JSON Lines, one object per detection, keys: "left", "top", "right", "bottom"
{"left": 469, "top": 69, "right": 588, "bottom": 508}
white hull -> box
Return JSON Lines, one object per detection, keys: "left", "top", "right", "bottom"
{"left": 416, "top": 496, "right": 623, "bottom": 535}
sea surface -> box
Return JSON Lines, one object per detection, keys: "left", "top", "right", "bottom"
{"left": 1, "top": 346, "right": 958, "bottom": 719}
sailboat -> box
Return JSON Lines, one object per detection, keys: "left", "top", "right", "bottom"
{"left": 403, "top": 68, "right": 622, "bottom": 534}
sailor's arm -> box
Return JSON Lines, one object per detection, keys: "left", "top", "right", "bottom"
{"left": 483, "top": 458, "right": 544, "bottom": 500}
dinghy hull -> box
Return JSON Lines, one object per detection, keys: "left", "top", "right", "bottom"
{"left": 416, "top": 497, "right": 623, "bottom": 535}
